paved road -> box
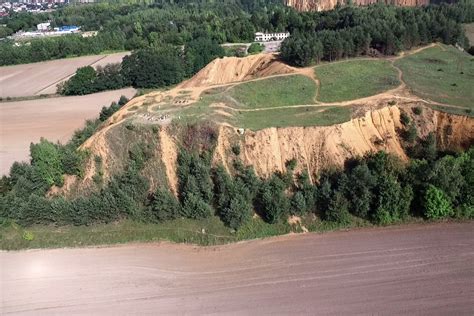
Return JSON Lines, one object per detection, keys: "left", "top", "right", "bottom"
{"left": 1, "top": 222, "right": 473, "bottom": 315}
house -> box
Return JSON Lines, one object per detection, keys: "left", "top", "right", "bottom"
{"left": 254, "top": 32, "right": 290, "bottom": 42}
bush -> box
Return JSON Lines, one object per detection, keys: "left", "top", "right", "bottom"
{"left": 231, "top": 144, "right": 241, "bottom": 156}
{"left": 29, "top": 138, "right": 64, "bottom": 187}
{"left": 290, "top": 191, "right": 307, "bottom": 216}
{"left": 423, "top": 185, "right": 453, "bottom": 219}
{"left": 324, "top": 191, "right": 351, "bottom": 224}
{"left": 221, "top": 194, "right": 252, "bottom": 230}
{"left": 182, "top": 193, "right": 213, "bottom": 219}
{"left": 400, "top": 112, "right": 410, "bottom": 126}
{"left": 150, "top": 188, "right": 180, "bottom": 222}
{"left": 247, "top": 43, "right": 264, "bottom": 55}
{"left": 412, "top": 107, "right": 423, "bottom": 115}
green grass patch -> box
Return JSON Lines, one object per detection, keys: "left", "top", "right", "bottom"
{"left": 229, "top": 75, "right": 317, "bottom": 109}
{"left": 316, "top": 59, "right": 400, "bottom": 102}
{"left": 395, "top": 45, "right": 474, "bottom": 109}
{"left": 235, "top": 106, "right": 351, "bottom": 130}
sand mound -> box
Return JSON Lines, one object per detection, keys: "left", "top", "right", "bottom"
{"left": 180, "top": 54, "right": 294, "bottom": 88}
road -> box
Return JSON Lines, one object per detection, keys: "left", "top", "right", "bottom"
{"left": 1, "top": 222, "right": 473, "bottom": 315}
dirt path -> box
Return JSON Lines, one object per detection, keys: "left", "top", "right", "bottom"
{"left": 2, "top": 222, "right": 473, "bottom": 314}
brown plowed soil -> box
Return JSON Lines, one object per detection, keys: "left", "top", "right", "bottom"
{"left": 2, "top": 222, "right": 473, "bottom": 314}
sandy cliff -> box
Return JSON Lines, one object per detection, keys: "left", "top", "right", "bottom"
{"left": 284, "top": 0, "right": 431, "bottom": 12}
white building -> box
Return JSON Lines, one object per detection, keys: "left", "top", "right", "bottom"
{"left": 254, "top": 32, "right": 290, "bottom": 42}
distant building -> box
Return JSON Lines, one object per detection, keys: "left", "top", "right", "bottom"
{"left": 254, "top": 32, "right": 290, "bottom": 42}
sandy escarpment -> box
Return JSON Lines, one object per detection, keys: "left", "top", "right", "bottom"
{"left": 214, "top": 106, "right": 474, "bottom": 180}
{"left": 179, "top": 54, "right": 294, "bottom": 88}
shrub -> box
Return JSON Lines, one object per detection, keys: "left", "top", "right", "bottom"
{"left": 150, "top": 188, "right": 180, "bottom": 221}
{"left": 181, "top": 193, "right": 213, "bottom": 219}
{"left": 221, "top": 194, "right": 252, "bottom": 230}
{"left": 290, "top": 191, "right": 307, "bottom": 216}
{"left": 423, "top": 185, "right": 453, "bottom": 219}
{"left": 325, "top": 191, "right": 351, "bottom": 224}
{"left": 29, "top": 138, "right": 64, "bottom": 187}
{"left": 231, "top": 144, "right": 241, "bottom": 156}
{"left": 247, "top": 43, "right": 264, "bottom": 55}
{"left": 412, "top": 107, "right": 423, "bottom": 115}
{"left": 400, "top": 112, "right": 410, "bottom": 126}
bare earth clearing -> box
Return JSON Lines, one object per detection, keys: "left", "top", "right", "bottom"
{"left": 0, "top": 52, "right": 129, "bottom": 98}
{"left": 1, "top": 222, "right": 473, "bottom": 314}
{"left": 0, "top": 88, "right": 136, "bottom": 175}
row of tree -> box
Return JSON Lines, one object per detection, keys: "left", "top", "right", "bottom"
{"left": 1, "top": 117, "right": 472, "bottom": 228}
{"left": 59, "top": 37, "right": 225, "bottom": 94}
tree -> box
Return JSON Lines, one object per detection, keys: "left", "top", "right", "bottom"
{"left": 60, "top": 66, "right": 97, "bottom": 95}
{"left": 325, "top": 191, "right": 351, "bottom": 224}
{"left": 258, "top": 175, "right": 289, "bottom": 224}
{"left": 29, "top": 138, "right": 64, "bottom": 187}
{"left": 221, "top": 194, "right": 253, "bottom": 230}
{"left": 247, "top": 43, "right": 264, "bottom": 54}
{"left": 121, "top": 47, "right": 185, "bottom": 88}
{"left": 290, "top": 191, "right": 307, "bottom": 216}
{"left": 423, "top": 185, "right": 453, "bottom": 219}
{"left": 150, "top": 188, "right": 180, "bottom": 222}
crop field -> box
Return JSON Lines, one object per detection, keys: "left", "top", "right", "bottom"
{"left": 315, "top": 60, "right": 400, "bottom": 102}
{"left": 0, "top": 88, "right": 136, "bottom": 175}
{"left": 0, "top": 52, "right": 129, "bottom": 98}
{"left": 395, "top": 45, "right": 474, "bottom": 110}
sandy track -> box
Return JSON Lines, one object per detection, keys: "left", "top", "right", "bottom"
{"left": 0, "top": 88, "right": 136, "bottom": 175}
{"left": 1, "top": 222, "right": 473, "bottom": 315}
{"left": 0, "top": 52, "right": 129, "bottom": 98}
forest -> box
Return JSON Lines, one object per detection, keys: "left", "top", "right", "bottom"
{"left": 0, "top": 0, "right": 473, "bottom": 66}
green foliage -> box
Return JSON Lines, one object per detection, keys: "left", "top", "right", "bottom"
{"left": 182, "top": 193, "right": 213, "bottom": 219}
{"left": 30, "top": 138, "right": 64, "bottom": 187}
{"left": 290, "top": 191, "right": 307, "bottom": 216}
{"left": 149, "top": 188, "right": 181, "bottom": 222}
{"left": 258, "top": 175, "right": 290, "bottom": 224}
{"left": 60, "top": 66, "right": 98, "bottom": 96}
{"left": 231, "top": 144, "right": 241, "bottom": 156}
{"left": 413, "top": 107, "right": 423, "bottom": 115}
{"left": 325, "top": 191, "right": 351, "bottom": 224}
{"left": 400, "top": 112, "right": 411, "bottom": 126}
{"left": 184, "top": 37, "right": 225, "bottom": 76}
{"left": 221, "top": 194, "right": 253, "bottom": 230}
{"left": 122, "top": 46, "right": 185, "bottom": 88}
{"left": 247, "top": 43, "right": 264, "bottom": 55}
{"left": 423, "top": 185, "right": 453, "bottom": 219}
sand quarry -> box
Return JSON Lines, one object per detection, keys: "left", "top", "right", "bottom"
{"left": 0, "top": 88, "right": 136, "bottom": 175}
{"left": 0, "top": 52, "right": 129, "bottom": 98}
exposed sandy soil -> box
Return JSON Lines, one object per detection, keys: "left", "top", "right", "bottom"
{"left": 0, "top": 52, "right": 129, "bottom": 98}
{"left": 0, "top": 88, "right": 136, "bottom": 175}
{"left": 1, "top": 222, "right": 473, "bottom": 314}
{"left": 179, "top": 53, "right": 294, "bottom": 89}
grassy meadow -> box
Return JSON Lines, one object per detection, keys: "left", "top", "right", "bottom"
{"left": 315, "top": 59, "right": 400, "bottom": 102}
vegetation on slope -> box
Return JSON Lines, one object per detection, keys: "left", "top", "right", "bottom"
{"left": 316, "top": 60, "right": 400, "bottom": 102}
{"left": 395, "top": 45, "right": 474, "bottom": 111}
